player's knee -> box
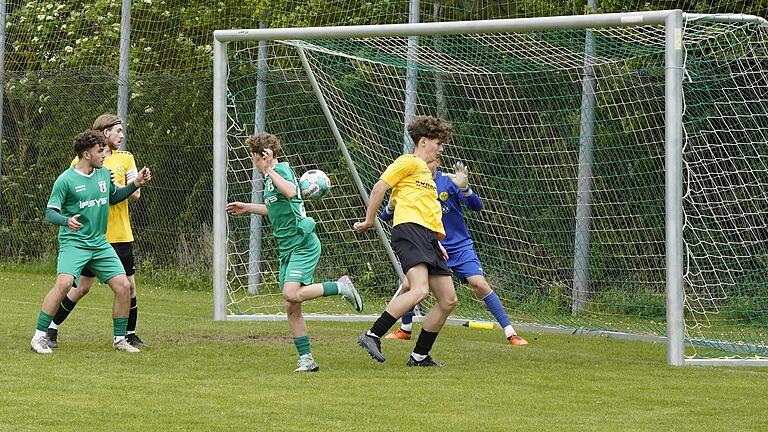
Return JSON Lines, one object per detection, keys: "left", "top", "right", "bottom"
{"left": 282, "top": 291, "right": 301, "bottom": 304}
{"left": 112, "top": 278, "right": 131, "bottom": 297}
{"left": 75, "top": 284, "right": 92, "bottom": 297}
{"left": 439, "top": 293, "right": 459, "bottom": 311}
{"left": 471, "top": 281, "right": 492, "bottom": 297}
{"left": 53, "top": 280, "right": 73, "bottom": 295}
{"left": 410, "top": 285, "right": 430, "bottom": 303}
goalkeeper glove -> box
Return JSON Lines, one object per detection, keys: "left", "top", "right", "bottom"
{"left": 446, "top": 161, "right": 469, "bottom": 191}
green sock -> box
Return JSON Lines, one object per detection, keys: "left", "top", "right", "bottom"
{"left": 36, "top": 311, "right": 54, "bottom": 332}
{"left": 322, "top": 281, "right": 338, "bottom": 297}
{"left": 113, "top": 317, "right": 128, "bottom": 338}
{"left": 294, "top": 335, "right": 311, "bottom": 357}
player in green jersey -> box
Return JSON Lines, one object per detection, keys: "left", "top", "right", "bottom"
{"left": 226, "top": 132, "right": 363, "bottom": 372}
{"left": 30, "top": 130, "right": 152, "bottom": 354}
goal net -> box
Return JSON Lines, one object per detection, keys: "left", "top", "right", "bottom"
{"left": 215, "top": 12, "right": 768, "bottom": 364}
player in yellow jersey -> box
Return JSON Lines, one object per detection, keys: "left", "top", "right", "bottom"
{"left": 46, "top": 114, "right": 147, "bottom": 348}
{"left": 353, "top": 116, "right": 458, "bottom": 367}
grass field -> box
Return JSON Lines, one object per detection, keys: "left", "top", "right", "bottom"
{"left": 2, "top": 267, "right": 768, "bottom": 431}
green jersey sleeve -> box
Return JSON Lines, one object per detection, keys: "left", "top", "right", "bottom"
{"left": 272, "top": 162, "right": 299, "bottom": 190}
{"left": 46, "top": 172, "right": 69, "bottom": 211}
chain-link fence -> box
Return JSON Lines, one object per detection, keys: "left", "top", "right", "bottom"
{"left": 2, "top": 0, "right": 766, "bottom": 279}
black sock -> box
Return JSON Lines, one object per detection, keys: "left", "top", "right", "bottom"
{"left": 52, "top": 296, "right": 78, "bottom": 326}
{"left": 369, "top": 311, "right": 397, "bottom": 338}
{"left": 413, "top": 329, "right": 439, "bottom": 356}
{"left": 127, "top": 297, "right": 138, "bottom": 333}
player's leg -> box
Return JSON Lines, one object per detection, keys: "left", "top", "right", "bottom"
{"left": 115, "top": 242, "right": 145, "bottom": 347}
{"left": 359, "top": 223, "right": 433, "bottom": 362}
{"left": 31, "top": 245, "right": 91, "bottom": 354}
{"left": 281, "top": 233, "right": 361, "bottom": 372}
{"left": 31, "top": 273, "right": 76, "bottom": 354}
{"left": 281, "top": 290, "right": 318, "bottom": 372}
{"left": 89, "top": 245, "right": 137, "bottom": 352}
{"left": 466, "top": 275, "right": 528, "bottom": 346}
{"left": 359, "top": 263, "right": 429, "bottom": 362}
{"left": 385, "top": 278, "right": 415, "bottom": 340}
{"left": 282, "top": 233, "right": 363, "bottom": 310}
{"left": 46, "top": 273, "right": 94, "bottom": 348}
{"left": 407, "top": 273, "right": 457, "bottom": 367}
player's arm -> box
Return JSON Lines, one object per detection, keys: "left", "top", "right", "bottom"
{"left": 45, "top": 177, "right": 81, "bottom": 232}
{"left": 354, "top": 179, "right": 391, "bottom": 232}
{"left": 124, "top": 154, "right": 141, "bottom": 201}
{"left": 44, "top": 208, "right": 82, "bottom": 232}
{"left": 265, "top": 166, "right": 297, "bottom": 199}
{"left": 447, "top": 161, "right": 482, "bottom": 211}
{"left": 110, "top": 167, "right": 151, "bottom": 205}
{"left": 226, "top": 202, "right": 268, "bottom": 216}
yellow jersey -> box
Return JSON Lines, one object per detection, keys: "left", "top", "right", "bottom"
{"left": 380, "top": 154, "right": 445, "bottom": 240}
{"left": 71, "top": 150, "right": 138, "bottom": 243}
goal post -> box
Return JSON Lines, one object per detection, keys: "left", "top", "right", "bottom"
{"left": 213, "top": 10, "right": 768, "bottom": 366}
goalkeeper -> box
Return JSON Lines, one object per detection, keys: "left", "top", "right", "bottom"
{"left": 380, "top": 160, "right": 528, "bottom": 346}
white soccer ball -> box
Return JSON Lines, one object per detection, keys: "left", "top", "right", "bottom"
{"left": 299, "top": 169, "right": 331, "bottom": 200}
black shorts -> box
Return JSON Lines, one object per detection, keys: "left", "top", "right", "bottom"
{"left": 82, "top": 242, "right": 136, "bottom": 277}
{"left": 391, "top": 223, "right": 451, "bottom": 276}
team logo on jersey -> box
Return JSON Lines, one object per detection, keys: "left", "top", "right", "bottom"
{"left": 439, "top": 191, "right": 449, "bottom": 201}
{"left": 98, "top": 180, "right": 107, "bottom": 193}
{"left": 79, "top": 197, "right": 108, "bottom": 209}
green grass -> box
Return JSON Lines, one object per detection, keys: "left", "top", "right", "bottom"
{"left": 2, "top": 268, "right": 768, "bottom": 431}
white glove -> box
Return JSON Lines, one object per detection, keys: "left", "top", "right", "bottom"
{"left": 446, "top": 161, "right": 469, "bottom": 191}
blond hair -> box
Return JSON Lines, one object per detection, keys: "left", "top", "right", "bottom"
{"left": 92, "top": 113, "right": 122, "bottom": 132}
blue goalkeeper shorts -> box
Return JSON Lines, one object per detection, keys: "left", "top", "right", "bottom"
{"left": 446, "top": 247, "right": 485, "bottom": 283}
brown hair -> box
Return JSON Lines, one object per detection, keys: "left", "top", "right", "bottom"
{"left": 92, "top": 113, "right": 122, "bottom": 132}
{"left": 246, "top": 132, "right": 282, "bottom": 156}
{"left": 407, "top": 115, "right": 453, "bottom": 146}
{"left": 73, "top": 130, "right": 106, "bottom": 157}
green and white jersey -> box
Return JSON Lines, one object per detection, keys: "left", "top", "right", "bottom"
{"left": 264, "top": 162, "right": 306, "bottom": 252}
{"left": 46, "top": 166, "right": 114, "bottom": 249}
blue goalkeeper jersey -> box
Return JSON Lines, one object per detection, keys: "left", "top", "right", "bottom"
{"left": 381, "top": 169, "right": 483, "bottom": 254}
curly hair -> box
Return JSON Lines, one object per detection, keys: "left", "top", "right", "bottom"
{"left": 246, "top": 132, "right": 282, "bottom": 156}
{"left": 407, "top": 115, "right": 453, "bottom": 146}
{"left": 73, "top": 130, "right": 106, "bottom": 157}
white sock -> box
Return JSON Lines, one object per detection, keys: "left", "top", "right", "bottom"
{"left": 503, "top": 325, "right": 516, "bottom": 339}
{"left": 401, "top": 323, "right": 413, "bottom": 332}
{"left": 127, "top": 331, "right": 135, "bottom": 335}
{"left": 410, "top": 352, "right": 427, "bottom": 361}
{"left": 365, "top": 330, "right": 380, "bottom": 339}
{"left": 114, "top": 336, "right": 126, "bottom": 343}
{"left": 48, "top": 322, "right": 59, "bottom": 330}
{"left": 34, "top": 329, "right": 46, "bottom": 338}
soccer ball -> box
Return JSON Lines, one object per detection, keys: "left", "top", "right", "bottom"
{"left": 299, "top": 169, "right": 331, "bottom": 200}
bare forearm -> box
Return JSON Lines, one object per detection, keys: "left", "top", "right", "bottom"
{"left": 246, "top": 203, "right": 268, "bottom": 216}
{"left": 266, "top": 168, "right": 297, "bottom": 199}
{"left": 365, "top": 181, "right": 390, "bottom": 223}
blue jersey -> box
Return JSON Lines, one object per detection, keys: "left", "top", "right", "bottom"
{"left": 381, "top": 169, "right": 482, "bottom": 255}
{"left": 433, "top": 169, "right": 483, "bottom": 254}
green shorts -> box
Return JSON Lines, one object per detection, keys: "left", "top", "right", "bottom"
{"left": 279, "top": 232, "right": 321, "bottom": 289}
{"left": 57, "top": 243, "right": 126, "bottom": 286}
